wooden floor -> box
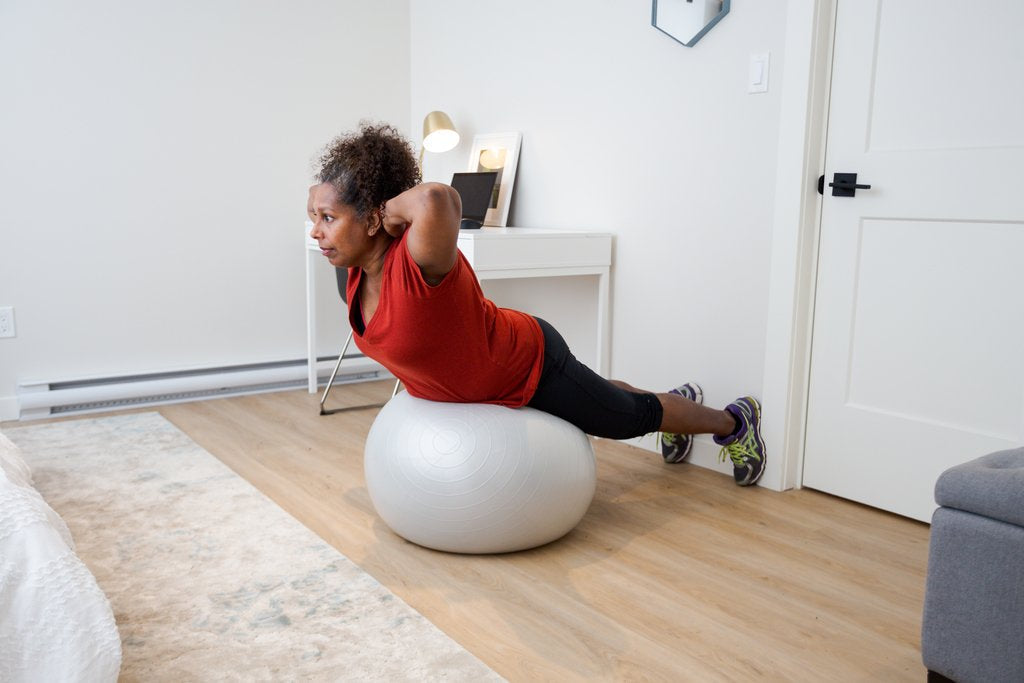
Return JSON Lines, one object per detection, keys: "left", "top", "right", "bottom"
{"left": 14, "top": 381, "right": 932, "bottom": 681}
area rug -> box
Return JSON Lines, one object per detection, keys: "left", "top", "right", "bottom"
{"left": 4, "top": 413, "right": 502, "bottom": 681}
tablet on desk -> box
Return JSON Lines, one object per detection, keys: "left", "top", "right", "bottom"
{"left": 450, "top": 172, "right": 497, "bottom": 229}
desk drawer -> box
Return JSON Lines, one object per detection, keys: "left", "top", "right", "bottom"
{"left": 458, "top": 233, "right": 611, "bottom": 273}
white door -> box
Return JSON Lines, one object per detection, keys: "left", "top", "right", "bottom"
{"left": 802, "top": 0, "right": 1024, "bottom": 522}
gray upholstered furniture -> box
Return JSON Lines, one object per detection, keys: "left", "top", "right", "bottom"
{"left": 922, "top": 447, "right": 1024, "bottom": 683}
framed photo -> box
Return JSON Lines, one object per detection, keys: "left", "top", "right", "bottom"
{"left": 467, "top": 132, "right": 522, "bottom": 227}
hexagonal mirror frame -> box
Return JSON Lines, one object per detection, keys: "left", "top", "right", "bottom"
{"left": 652, "top": 0, "right": 730, "bottom": 48}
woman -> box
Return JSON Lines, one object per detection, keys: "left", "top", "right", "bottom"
{"left": 307, "top": 123, "right": 766, "bottom": 486}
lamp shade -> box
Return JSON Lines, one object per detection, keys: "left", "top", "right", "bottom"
{"left": 422, "top": 111, "right": 459, "bottom": 153}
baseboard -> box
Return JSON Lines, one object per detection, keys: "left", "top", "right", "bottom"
{"left": 619, "top": 431, "right": 661, "bottom": 455}
{"left": 617, "top": 433, "right": 733, "bottom": 476}
{"left": 13, "top": 357, "right": 388, "bottom": 421}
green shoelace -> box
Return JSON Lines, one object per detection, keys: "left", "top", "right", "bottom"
{"left": 662, "top": 432, "right": 682, "bottom": 446}
{"left": 718, "top": 431, "right": 761, "bottom": 467}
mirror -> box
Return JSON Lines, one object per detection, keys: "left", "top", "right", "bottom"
{"left": 652, "top": 0, "right": 730, "bottom": 48}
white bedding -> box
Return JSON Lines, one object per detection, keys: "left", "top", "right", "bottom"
{"left": 0, "top": 431, "right": 121, "bottom": 682}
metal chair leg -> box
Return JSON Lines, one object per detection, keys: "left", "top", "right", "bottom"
{"left": 319, "top": 330, "right": 353, "bottom": 411}
{"left": 318, "top": 330, "right": 394, "bottom": 415}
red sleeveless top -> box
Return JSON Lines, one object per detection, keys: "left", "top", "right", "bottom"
{"left": 347, "top": 232, "right": 545, "bottom": 407}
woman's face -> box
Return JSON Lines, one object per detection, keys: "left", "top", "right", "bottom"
{"left": 307, "top": 182, "right": 376, "bottom": 268}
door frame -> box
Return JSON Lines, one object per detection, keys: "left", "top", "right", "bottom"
{"left": 759, "top": 0, "right": 837, "bottom": 491}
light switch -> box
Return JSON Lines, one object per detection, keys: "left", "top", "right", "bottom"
{"left": 748, "top": 52, "right": 770, "bottom": 93}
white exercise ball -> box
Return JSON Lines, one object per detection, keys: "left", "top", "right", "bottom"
{"left": 364, "top": 392, "right": 597, "bottom": 554}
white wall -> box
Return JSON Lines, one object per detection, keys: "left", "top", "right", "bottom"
{"left": 411, "top": 0, "right": 787, "bottom": 480}
{"left": 0, "top": 0, "right": 410, "bottom": 419}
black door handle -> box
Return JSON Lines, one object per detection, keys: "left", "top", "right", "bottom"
{"left": 817, "top": 172, "right": 872, "bottom": 197}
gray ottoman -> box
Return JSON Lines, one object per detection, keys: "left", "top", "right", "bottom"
{"left": 922, "top": 447, "right": 1024, "bottom": 683}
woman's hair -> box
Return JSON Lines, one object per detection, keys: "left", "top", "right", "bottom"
{"left": 316, "top": 122, "right": 421, "bottom": 218}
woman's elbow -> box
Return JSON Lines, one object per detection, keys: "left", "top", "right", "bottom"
{"left": 421, "top": 182, "right": 462, "bottom": 218}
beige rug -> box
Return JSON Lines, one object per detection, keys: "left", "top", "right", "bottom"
{"left": 6, "top": 413, "right": 502, "bottom": 682}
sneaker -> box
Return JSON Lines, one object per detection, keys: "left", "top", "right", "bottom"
{"left": 714, "top": 397, "right": 766, "bottom": 486}
{"left": 660, "top": 382, "right": 703, "bottom": 463}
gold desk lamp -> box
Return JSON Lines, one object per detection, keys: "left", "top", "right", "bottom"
{"left": 419, "top": 110, "right": 460, "bottom": 170}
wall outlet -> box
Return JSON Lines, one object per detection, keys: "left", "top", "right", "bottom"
{"left": 0, "top": 306, "right": 16, "bottom": 338}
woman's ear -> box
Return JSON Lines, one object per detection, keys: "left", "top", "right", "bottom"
{"left": 368, "top": 205, "right": 386, "bottom": 236}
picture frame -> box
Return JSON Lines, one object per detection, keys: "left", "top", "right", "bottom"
{"left": 467, "top": 132, "right": 522, "bottom": 227}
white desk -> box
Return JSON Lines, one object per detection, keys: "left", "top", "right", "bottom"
{"left": 305, "top": 227, "right": 613, "bottom": 392}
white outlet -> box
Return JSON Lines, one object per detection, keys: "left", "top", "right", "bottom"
{"left": 0, "top": 307, "right": 15, "bottom": 338}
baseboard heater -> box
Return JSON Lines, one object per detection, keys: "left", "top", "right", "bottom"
{"left": 16, "top": 356, "right": 387, "bottom": 420}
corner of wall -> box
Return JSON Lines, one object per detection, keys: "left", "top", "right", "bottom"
{"left": 0, "top": 397, "right": 20, "bottom": 422}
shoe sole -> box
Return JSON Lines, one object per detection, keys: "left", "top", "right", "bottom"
{"left": 741, "top": 396, "right": 766, "bottom": 486}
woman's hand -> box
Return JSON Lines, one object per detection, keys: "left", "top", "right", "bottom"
{"left": 381, "top": 201, "right": 410, "bottom": 237}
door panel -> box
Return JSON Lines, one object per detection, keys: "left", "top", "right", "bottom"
{"left": 869, "top": 1, "right": 1024, "bottom": 152}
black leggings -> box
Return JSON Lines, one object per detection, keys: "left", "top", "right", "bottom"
{"left": 526, "top": 318, "right": 663, "bottom": 439}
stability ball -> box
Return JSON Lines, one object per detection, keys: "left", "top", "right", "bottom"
{"left": 364, "top": 392, "right": 597, "bottom": 554}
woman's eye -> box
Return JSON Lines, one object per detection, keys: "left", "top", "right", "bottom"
{"left": 322, "top": 215, "right": 333, "bottom": 223}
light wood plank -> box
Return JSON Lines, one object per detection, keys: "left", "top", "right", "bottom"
{"left": 6, "top": 384, "right": 930, "bottom": 680}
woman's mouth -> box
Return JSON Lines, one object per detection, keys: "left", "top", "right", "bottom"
{"left": 320, "top": 247, "right": 335, "bottom": 257}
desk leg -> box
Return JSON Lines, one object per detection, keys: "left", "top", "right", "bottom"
{"left": 306, "top": 248, "right": 317, "bottom": 393}
{"left": 597, "top": 267, "right": 610, "bottom": 378}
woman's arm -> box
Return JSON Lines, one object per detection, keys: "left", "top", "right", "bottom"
{"left": 382, "top": 183, "right": 462, "bottom": 284}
